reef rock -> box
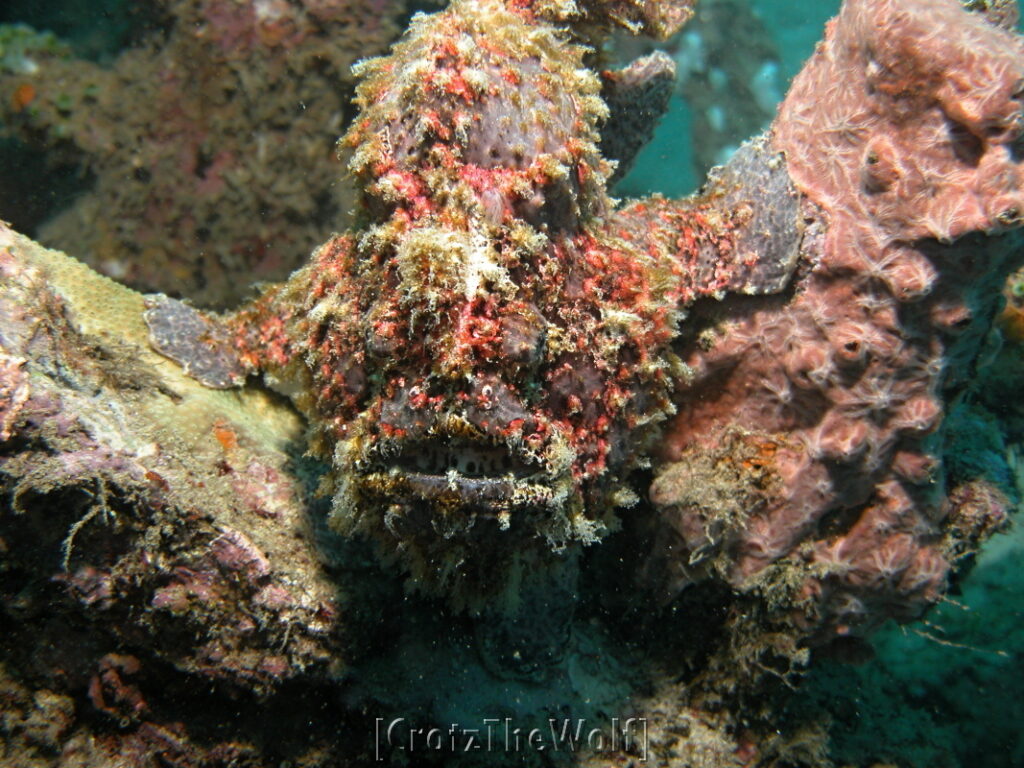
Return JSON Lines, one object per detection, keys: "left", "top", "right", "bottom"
{"left": 0, "top": 0, "right": 402, "bottom": 307}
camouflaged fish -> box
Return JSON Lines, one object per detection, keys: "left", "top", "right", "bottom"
{"left": 145, "top": 0, "right": 1024, "bottom": 642}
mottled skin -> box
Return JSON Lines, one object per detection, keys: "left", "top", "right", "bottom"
{"left": 147, "top": 0, "right": 740, "bottom": 605}
{"left": 237, "top": 0, "right": 709, "bottom": 603}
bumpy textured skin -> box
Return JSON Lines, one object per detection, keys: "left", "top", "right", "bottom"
{"left": 146, "top": 0, "right": 1022, "bottom": 636}
{"left": 196, "top": 0, "right": 769, "bottom": 608}
{"left": 143, "top": 294, "right": 247, "bottom": 388}
{"left": 571, "top": 0, "right": 696, "bottom": 38}
{"left": 599, "top": 51, "right": 677, "bottom": 183}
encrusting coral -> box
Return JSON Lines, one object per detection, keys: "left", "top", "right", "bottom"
{"left": 2, "top": 0, "right": 1024, "bottom": 765}
{"left": 0, "top": 228, "right": 339, "bottom": 684}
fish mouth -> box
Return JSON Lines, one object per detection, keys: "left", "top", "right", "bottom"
{"left": 355, "top": 431, "right": 564, "bottom": 512}
{"left": 392, "top": 438, "right": 538, "bottom": 479}
{"left": 400, "top": 473, "right": 521, "bottom": 505}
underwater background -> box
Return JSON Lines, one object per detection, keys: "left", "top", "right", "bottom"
{"left": 1, "top": 1, "right": 1022, "bottom": 766}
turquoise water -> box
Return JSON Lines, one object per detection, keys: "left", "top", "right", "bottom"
{"left": 801, "top": 522, "right": 1024, "bottom": 766}
{"left": 621, "top": 0, "right": 841, "bottom": 197}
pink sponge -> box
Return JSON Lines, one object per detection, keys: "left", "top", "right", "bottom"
{"left": 647, "top": 0, "right": 1023, "bottom": 641}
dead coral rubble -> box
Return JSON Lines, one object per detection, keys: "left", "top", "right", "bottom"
{"left": 0, "top": 227, "right": 350, "bottom": 762}
{"left": 0, "top": 0, "right": 402, "bottom": 307}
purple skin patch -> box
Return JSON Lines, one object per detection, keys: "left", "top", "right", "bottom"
{"left": 144, "top": 295, "right": 245, "bottom": 390}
